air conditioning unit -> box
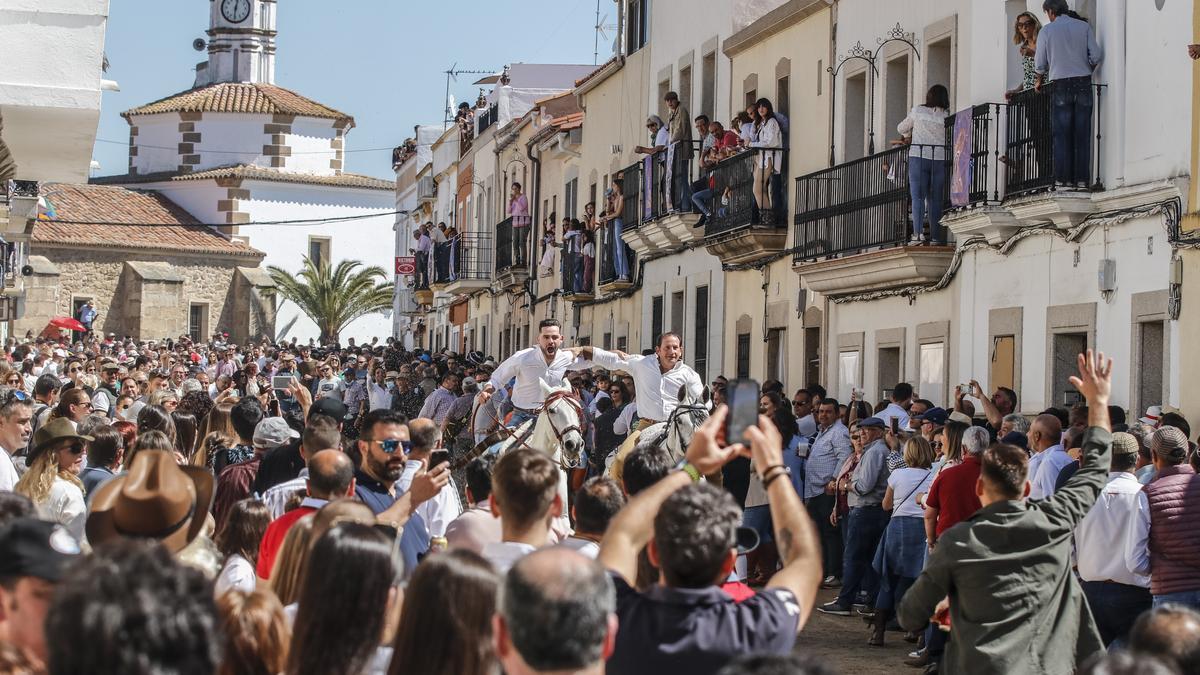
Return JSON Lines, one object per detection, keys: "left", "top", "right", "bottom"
{"left": 566, "top": 128, "right": 583, "bottom": 147}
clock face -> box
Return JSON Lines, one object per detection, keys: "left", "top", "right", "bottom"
{"left": 221, "top": 0, "right": 251, "bottom": 23}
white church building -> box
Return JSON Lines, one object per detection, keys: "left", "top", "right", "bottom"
{"left": 95, "top": 0, "right": 396, "bottom": 343}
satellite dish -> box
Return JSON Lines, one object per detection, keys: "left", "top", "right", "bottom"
{"left": 192, "top": 38, "right": 207, "bottom": 52}
{"left": 20, "top": 265, "right": 32, "bottom": 277}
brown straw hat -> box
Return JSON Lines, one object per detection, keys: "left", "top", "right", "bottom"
{"left": 28, "top": 417, "right": 93, "bottom": 464}
{"left": 85, "top": 450, "right": 214, "bottom": 553}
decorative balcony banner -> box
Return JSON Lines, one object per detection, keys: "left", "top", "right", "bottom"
{"left": 950, "top": 108, "right": 974, "bottom": 207}
{"left": 643, "top": 155, "right": 654, "bottom": 220}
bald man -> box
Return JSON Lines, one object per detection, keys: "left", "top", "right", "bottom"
{"left": 494, "top": 548, "right": 617, "bottom": 675}
{"left": 256, "top": 448, "right": 355, "bottom": 578}
{"left": 1129, "top": 604, "right": 1200, "bottom": 673}
{"left": 1028, "top": 414, "right": 1068, "bottom": 500}
{"left": 396, "top": 417, "right": 462, "bottom": 542}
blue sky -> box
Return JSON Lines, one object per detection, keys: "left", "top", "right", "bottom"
{"left": 93, "top": 0, "right": 607, "bottom": 179}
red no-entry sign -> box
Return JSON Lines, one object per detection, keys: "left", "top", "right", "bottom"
{"left": 395, "top": 256, "right": 416, "bottom": 275}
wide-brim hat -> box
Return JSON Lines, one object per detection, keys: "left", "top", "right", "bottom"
{"left": 29, "top": 417, "right": 93, "bottom": 464}
{"left": 86, "top": 450, "right": 214, "bottom": 553}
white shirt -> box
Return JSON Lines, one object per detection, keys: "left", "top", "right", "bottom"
{"left": 613, "top": 402, "right": 638, "bottom": 436}
{"left": 796, "top": 414, "right": 817, "bottom": 439}
{"left": 396, "top": 460, "right": 462, "bottom": 538}
{"left": 482, "top": 541, "right": 539, "bottom": 574}
{"left": 1071, "top": 472, "right": 1150, "bottom": 587}
{"left": 591, "top": 348, "right": 703, "bottom": 423}
{"left": 0, "top": 448, "right": 17, "bottom": 492}
{"left": 1127, "top": 490, "right": 1154, "bottom": 579}
{"left": 874, "top": 402, "right": 911, "bottom": 431}
{"left": 1030, "top": 445, "right": 1072, "bottom": 500}
{"left": 262, "top": 470, "right": 308, "bottom": 519}
{"left": 214, "top": 553, "right": 256, "bottom": 597}
{"left": 587, "top": 390, "right": 611, "bottom": 418}
{"left": 42, "top": 477, "right": 86, "bottom": 542}
{"left": 888, "top": 467, "right": 935, "bottom": 518}
{"left": 367, "top": 382, "right": 392, "bottom": 411}
{"left": 486, "top": 346, "right": 592, "bottom": 410}
{"left": 558, "top": 536, "right": 600, "bottom": 559}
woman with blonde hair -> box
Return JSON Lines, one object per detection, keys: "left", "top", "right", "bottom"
{"left": 15, "top": 418, "right": 89, "bottom": 540}
{"left": 268, "top": 514, "right": 315, "bottom": 607}
{"left": 217, "top": 589, "right": 291, "bottom": 675}
{"left": 1007, "top": 11, "right": 1042, "bottom": 98}
{"left": 869, "top": 435, "right": 937, "bottom": 646}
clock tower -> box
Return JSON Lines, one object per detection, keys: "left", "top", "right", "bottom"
{"left": 194, "top": 0, "right": 277, "bottom": 87}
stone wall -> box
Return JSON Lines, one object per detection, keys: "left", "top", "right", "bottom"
{"left": 16, "top": 247, "right": 272, "bottom": 341}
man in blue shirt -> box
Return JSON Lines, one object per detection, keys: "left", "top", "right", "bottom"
{"left": 352, "top": 408, "right": 450, "bottom": 576}
{"left": 1034, "top": 0, "right": 1102, "bottom": 188}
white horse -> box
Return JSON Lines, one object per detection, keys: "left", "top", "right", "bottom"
{"left": 490, "top": 380, "right": 585, "bottom": 532}
{"left": 607, "top": 385, "right": 710, "bottom": 479}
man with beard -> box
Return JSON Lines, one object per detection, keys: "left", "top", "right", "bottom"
{"left": 572, "top": 332, "right": 703, "bottom": 432}
{"left": 352, "top": 409, "right": 450, "bottom": 572}
{"left": 478, "top": 319, "right": 592, "bottom": 428}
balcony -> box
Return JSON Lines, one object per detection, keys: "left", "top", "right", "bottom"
{"left": 416, "top": 175, "right": 436, "bottom": 204}
{"left": 944, "top": 82, "right": 1105, "bottom": 242}
{"left": 702, "top": 148, "right": 789, "bottom": 265}
{"left": 429, "top": 233, "right": 492, "bottom": 295}
{"left": 620, "top": 141, "right": 703, "bottom": 256}
{"left": 597, "top": 218, "right": 635, "bottom": 294}
{"left": 493, "top": 216, "right": 530, "bottom": 291}
{"left": 792, "top": 143, "right": 957, "bottom": 296}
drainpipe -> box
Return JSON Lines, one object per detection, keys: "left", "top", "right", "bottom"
{"left": 527, "top": 138, "right": 541, "bottom": 312}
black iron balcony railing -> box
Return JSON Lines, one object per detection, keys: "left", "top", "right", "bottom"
{"left": 619, "top": 161, "right": 642, "bottom": 228}
{"left": 704, "top": 147, "right": 789, "bottom": 237}
{"left": 1005, "top": 80, "right": 1104, "bottom": 196}
{"left": 633, "top": 140, "right": 701, "bottom": 226}
{"left": 559, "top": 233, "right": 593, "bottom": 296}
{"left": 432, "top": 233, "right": 492, "bottom": 285}
{"left": 477, "top": 104, "right": 499, "bottom": 134}
{"left": 597, "top": 219, "right": 636, "bottom": 286}
{"left": 495, "top": 216, "right": 514, "bottom": 272}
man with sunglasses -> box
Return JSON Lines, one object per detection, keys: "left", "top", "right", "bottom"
{"left": 352, "top": 409, "right": 450, "bottom": 571}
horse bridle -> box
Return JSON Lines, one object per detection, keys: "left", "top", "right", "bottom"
{"left": 656, "top": 401, "right": 710, "bottom": 453}
{"left": 540, "top": 390, "right": 585, "bottom": 451}
{"left": 457, "top": 390, "right": 584, "bottom": 470}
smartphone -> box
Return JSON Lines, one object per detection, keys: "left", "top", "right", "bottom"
{"left": 890, "top": 417, "right": 900, "bottom": 435}
{"left": 725, "top": 378, "right": 760, "bottom": 446}
{"left": 272, "top": 375, "right": 292, "bottom": 391}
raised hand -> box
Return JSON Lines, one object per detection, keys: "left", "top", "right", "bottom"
{"left": 410, "top": 461, "right": 450, "bottom": 505}
{"left": 1068, "top": 349, "right": 1112, "bottom": 407}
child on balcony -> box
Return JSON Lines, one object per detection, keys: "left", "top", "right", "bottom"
{"left": 538, "top": 218, "right": 556, "bottom": 278}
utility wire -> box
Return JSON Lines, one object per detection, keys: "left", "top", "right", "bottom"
{"left": 39, "top": 209, "right": 413, "bottom": 228}
{"left": 93, "top": 138, "right": 397, "bottom": 155}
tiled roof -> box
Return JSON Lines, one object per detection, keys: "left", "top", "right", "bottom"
{"left": 92, "top": 164, "right": 395, "bottom": 191}
{"left": 33, "top": 183, "right": 263, "bottom": 258}
{"left": 574, "top": 56, "right": 621, "bottom": 88}
{"left": 122, "top": 82, "right": 353, "bottom": 124}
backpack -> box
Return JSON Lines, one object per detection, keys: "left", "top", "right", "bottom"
{"left": 25, "top": 403, "right": 49, "bottom": 455}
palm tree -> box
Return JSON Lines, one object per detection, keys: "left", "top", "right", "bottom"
{"left": 267, "top": 256, "right": 394, "bottom": 343}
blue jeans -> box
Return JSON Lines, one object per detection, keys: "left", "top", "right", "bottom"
{"left": 908, "top": 155, "right": 946, "bottom": 241}
{"left": 1051, "top": 76, "right": 1093, "bottom": 186}
{"left": 1153, "top": 590, "right": 1200, "bottom": 611}
{"left": 573, "top": 252, "right": 584, "bottom": 291}
{"left": 691, "top": 188, "right": 712, "bottom": 217}
{"left": 611, "top": 218, "right": 629, "bottom": 279}
{"left": 836, "top": 504, "right": 888, "bottom": 607}
{"left": 1082, "top": 580, "right": 1151, "bottom": 647}
{"left": 508, "top": 409, "right": 536, "bottom": 429}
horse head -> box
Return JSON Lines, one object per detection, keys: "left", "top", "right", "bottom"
{"left": 538, "top": 379, "right": 585, "bottom": 464}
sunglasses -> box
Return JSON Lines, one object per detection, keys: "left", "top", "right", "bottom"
{"left": 1017, "top": 20, "right": 1036, "bottom": 27}
{"left": 65, "top": 442, "right": 85, "bottom": 455}
{"left": 68, "top": 367, "right": 82, "bottom": 373}
{"left": 609, "top": 388, "right": 621, "bottom": 394}
{"left": 792, "top": 400, "right": 806, "bottom": 406}
{"left": 5, "top": 378, "right": 19, "bottom": 385}
{"left": 373, "top": 438, "right": 411, "bottom": 455}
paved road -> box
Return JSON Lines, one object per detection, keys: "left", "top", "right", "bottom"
{"left": 793, "top": 589, "right": 916, "bottom": 674}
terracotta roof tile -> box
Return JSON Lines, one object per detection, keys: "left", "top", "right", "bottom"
{"left": 33, "top": 184, "right": 262, "bottom": 258}
{"left": 91, "top": 164, "right": 395, "bottom": 191}
{"left": 123, "top": 82, "right": 353, "bottom": 124}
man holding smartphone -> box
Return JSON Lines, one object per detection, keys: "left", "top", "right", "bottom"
{"left": 570, "top": 332, "right": 703, "bottom": 432}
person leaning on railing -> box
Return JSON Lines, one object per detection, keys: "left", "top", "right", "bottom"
{"left": 1033, "top": 0, "right": 1102, "bottom": 189}
{"left": 597, "top": 176, "right": 630, "bottom": 283}
{"left": 896, "top": 85, "right": 950, "bottom": 246}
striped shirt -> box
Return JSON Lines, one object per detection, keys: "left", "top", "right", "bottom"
{"left": 804, "top": 421, "right": 852, "bottom": 500}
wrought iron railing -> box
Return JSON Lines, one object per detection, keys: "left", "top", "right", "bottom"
{"left": 477, "top": 104, "right": 499, "bottom": 134}
{"left": 1005, "top": 81, "right": 1103, "bottom": 196}
{"left": 793, "top": 145, "right": 914, "bottom": 262}
{"left": 620, "top": 161, "right": 642, "bottom": 229}
{"left": 495, "top": 216, "right": 514, "bottom": 272}
{"left": 559, "top": 229, "right": 593, "bottom": 296}
{"left": 597, "top": 219, "right": 635, "bottom": 286}
{"left": 704, "top": 148, "right": 789, "bottom": 237}
{"left": 433, "top": 233, "right": 492, "bottom": 284}
{"left": 636, "top": 140, "right": 700, "bottom": 225}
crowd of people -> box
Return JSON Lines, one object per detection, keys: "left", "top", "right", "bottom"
{"left": 0, "top": 318, "right": 1198, "bottom": 675}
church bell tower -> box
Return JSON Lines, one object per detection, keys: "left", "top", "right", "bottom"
{"left": 194, "top": 0, "right": 277, "bottom": 87}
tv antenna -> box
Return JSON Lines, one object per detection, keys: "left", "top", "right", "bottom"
{"left": 593, "top": 0, "right": 618, "bottom": 64}
{"left": 443, "top": 63, "right": 495, "bottom": 129}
